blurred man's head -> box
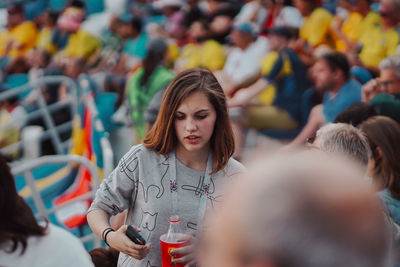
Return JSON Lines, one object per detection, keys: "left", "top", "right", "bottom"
{"left": 189, "top": 20, "right": 211, "bottom": 43}
{"left": 312, "top": 52, "right": 350, "bottom": 93}
{"left": 200, "top": 153, "right": 391, "bottom": 267}
{"left": 7, "top": 4, "right": 24, "bottom": 29}
{"left": 379, "top": 0, "right": 400, "bottom": 28}
{"left": 231, "top": 22, "right": 255, "bottom": 50}
{"left": 378, "top": 55, "right": 400, "bottom": 95}
{"left": 311, "top": 123, "right": 371, "bottom": 171}
{"left": 117, "top": 14, "right": 142, "bottom": 39}
{"left": 294, "top": 0, "right": 317, "bottom": 16}
{"left": 267, "top": 26, "right": 293, "bottom": 52}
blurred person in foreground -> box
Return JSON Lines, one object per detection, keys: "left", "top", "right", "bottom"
{"left": 0, "top": 154, "right": 94, "bottom": 267}
{"left": 199, "top": 152, "right": 393, "bottom": 267}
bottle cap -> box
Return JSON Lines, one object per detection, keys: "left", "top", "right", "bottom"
{"left": 169, "top": 215, "right": 180, "bottom": 223}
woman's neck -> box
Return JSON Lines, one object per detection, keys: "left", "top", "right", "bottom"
{"left": 175, "top": 145, "right": 210, "bottom": 172}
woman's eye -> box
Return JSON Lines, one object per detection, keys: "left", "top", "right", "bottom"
{"left": 175, "top": 115, "right": 185, "bottom": 120}
{"left": 196, "top": 114, "right": 207, "bottom": 120}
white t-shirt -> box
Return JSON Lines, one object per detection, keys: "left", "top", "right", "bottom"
{"left": 224, "top": 36, "right": 269, "bottom": 86}
{"left": 0, "top": 223, "right": 94, "bottom": 267}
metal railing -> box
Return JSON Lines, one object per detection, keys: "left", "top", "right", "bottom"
{"left": 11, "top": 154, "right": 102, "bottom": 247}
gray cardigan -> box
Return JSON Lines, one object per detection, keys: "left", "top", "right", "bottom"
{"left": 89, "top": 144, "right": 244, "bottom": 267}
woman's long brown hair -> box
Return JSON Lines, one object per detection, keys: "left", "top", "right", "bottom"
{"left": 144, "top": 68, "right": 235, "bottom": 173}
{"left": 360, "top": 116, "right": 400, "bottom": 199}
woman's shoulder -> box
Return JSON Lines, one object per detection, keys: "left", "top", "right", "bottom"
{"left": 224, "top": 157, "right": 246, "bottom": 177}
{"left": 121, "top": 144, "right": 166, "bottom": 165}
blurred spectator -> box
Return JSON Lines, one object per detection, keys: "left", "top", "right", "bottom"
{"left": 125, "top": 37, "right": 175, "bottom": 140}
{"left": 153, "top": 0, "right": 186, "bottom": 41}
{"left": 174, "top": 19, "right": 225, "bottom": 72}
{"left": 0, "top": 93, "right": 27, "bottom": 159}
{"left": 110, "top": 14, "right": 147, "bottom": 74}
{"left": 0, "top": 4, "right": 38, "bottom": 59}
{"left": 205, "top": 0, "right": 242, "bottom": 44}
{"left": 199, "top": 152, "right": 392, "bottom": 267}
{"left": 234, "top": 0, "right": 268, "bottom": 33}
{"left": 228, "top": 27, "right": 308, "bottom": 158}
{"left": 355, "top": 0, "right": 400, "bottom": 73}
{"left": 330, "top": 0, "right": 379, "bottom": 54}
{"left": 362, "top": 55, "right": 400, "bottom": 102}
{"left": 293, "top": 0, "right": 333, "bottom": 64}
{"left": 87, "top": 15, "right": 123, "bottom": 72}
{"left": 261, "top": 0, "right": 303, "bottom": 31}
{"left": 57, "top": 5, "right": 100, "bottom": 60}
{"left": 288, "top": 52, "right": 361, "bottom": 147}
{"left": 215, "top": 22, "right": 269, "bottom": 96}
{"left": 181, "top": 0, "right": 204, "bottom": 30}
{"left": 35, "top": 9, "right": 60, "bottom": 55}
{"left": 0, "top": 154, "right": 94, "bottom": 267}
{"left": 309, "top": 123, "right": 371, "bottom": 172}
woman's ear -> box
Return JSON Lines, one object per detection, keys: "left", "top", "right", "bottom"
{"left": 375, "top": 146, "right": 383, "bottom": 160}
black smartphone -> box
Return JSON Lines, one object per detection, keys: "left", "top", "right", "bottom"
{"left": 126, "top": 225, "right": 146, "bottom": 245}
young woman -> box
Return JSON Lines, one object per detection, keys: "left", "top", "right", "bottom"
{"left": 0, "top": 155, "right": 93, "bottom": 267}
{"left": 360, "top": 116, "right": 400, "bottom": 224}
{"left": 87, "top": 68, "right": 245, "bottom": 267}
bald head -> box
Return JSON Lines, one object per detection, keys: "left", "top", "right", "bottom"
{"left": 200, "top": 153, "right": 391, "bottom": 267}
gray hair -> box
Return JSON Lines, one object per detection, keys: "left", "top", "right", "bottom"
{"left": 379, "top": 55, "right": 400, "bottom": 80}
{"left": 314, "top": 123, "right": 371, "bottom": 167}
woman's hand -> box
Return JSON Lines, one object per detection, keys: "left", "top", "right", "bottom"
{"left": 107, "top": 225, "right": 151, "bottom": 260}
{"left": 170, "top": 235, "right": 197, "bottom": 267}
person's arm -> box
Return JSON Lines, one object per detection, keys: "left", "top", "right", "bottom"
{"left": 86, "top": 146, "right": 151, "bottom": 259}
{"left": 87, "top": 209, "right": 151, "bottom": 259}
{"left": 286, "top": 104, "right": 324, "bottom": 148}
{"left": 362, "top": 78, "right": 380, "bottom": 103}
{"left": 227, "top": 78, "right": 269, "bottom": 107}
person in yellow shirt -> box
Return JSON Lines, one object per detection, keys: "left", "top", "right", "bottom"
{"left": 356, "top": 0, "right": 400, "bottom": 72}
{"left": 330, "top": 0, "right": 380, "bottom": 53}
{"left": 0, "top": 4, "right": 38, "bottom": 59}
{"left": 35, "top": 10, "right": 59, "bottom": 54}
{"left": 174, "top": 19, "right": 225, "bottom": 72}
{"left": 57, "top": 6, "right": 100, "bottom": 60}
{"left": 292, "top": 0, "right": 333, "bottom": 65}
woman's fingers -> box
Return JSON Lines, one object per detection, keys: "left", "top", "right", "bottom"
{"left": 171, "top": 253, "right": 195, "bottom": 264}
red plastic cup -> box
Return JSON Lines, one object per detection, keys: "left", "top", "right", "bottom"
{"left": 160, "top": 233, "right": 189, "bottom": 267}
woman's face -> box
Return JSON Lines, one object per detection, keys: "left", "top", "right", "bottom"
{"left": 174, "top": 92, "right": 217, "bottom": 155}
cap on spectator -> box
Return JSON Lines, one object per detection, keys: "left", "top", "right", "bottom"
{"left": 118, "top": 13, "right": 133, "bottom": 23}
{"left": 233, "top": 22, "right": 256, "bottom": 36}
{"left": 266, "top": 26, "right": 293, "bottom": 39}
{"left": 350, "top": 66, "right": 373, "bottom": 85}
{"left": 147, "top": 37, "right": 168, "bottom": 55}
{"left": 7, "top": 4, "right": 24, "bottom": 15}
{"left": 153, "top": 0, "right": 184, "bottom": 9}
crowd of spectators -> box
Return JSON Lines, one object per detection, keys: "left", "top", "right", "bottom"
{"left": 1, "top": 0, "right": 400, "bottom": 266}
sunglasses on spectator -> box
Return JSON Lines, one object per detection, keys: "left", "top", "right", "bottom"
{"left": 378, "top": 80, "right": 394, "bottom": 87}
